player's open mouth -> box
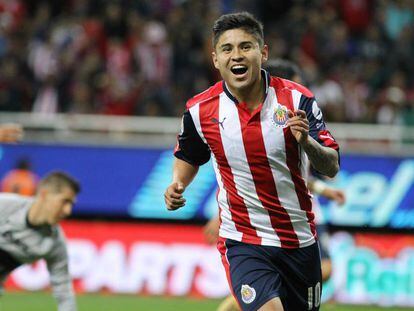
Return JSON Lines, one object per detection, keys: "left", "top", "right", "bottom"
{"left": 231, "top": 65, "right": 248, "bottom": 76}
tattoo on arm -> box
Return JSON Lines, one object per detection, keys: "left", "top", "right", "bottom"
{"left": 302, "top": 138, "right": 339, "bottom": 178}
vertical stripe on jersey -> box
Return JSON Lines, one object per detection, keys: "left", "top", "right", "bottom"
{"left": 188, "top": 104, "right": 207, "bottom": 144}
{"left": 212, "top": 153, "right": 242, "bottom": 241}
{"left": 197, "top": 96, "right": 261, "bottom": 244}
{"left": 292, "top": 90, "right": 311, "bottom": 180}
{"left": 189, "top": 104, "right": 241, "bottom": 240}
{"left": 237, "top": 104, "right": 300, "bottom": 248}
{"left": 275, "top": 87, "right": 316, "bottom": 238}
{"left": 262, "top": 88, "right": 313, "bottom": 246}
{"left": 218, "top": 94, "right": 282, "bottom": 245}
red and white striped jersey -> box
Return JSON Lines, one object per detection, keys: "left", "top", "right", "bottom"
{"left": 175, "top": 70, "right": 339, "bottom": 248}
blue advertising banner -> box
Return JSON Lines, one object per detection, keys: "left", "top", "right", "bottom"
{"left": 0, "top": 143, "right": 413, "bottom": 228}
{"left": 0, "top": 143, "right": 162, "bottom": 217}
{"left": 322, "top": 156, "right": 414, "bottom": 228}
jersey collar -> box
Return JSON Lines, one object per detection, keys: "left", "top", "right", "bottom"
{"left": 223, "top": 69, "right": 270, "bottom": 104}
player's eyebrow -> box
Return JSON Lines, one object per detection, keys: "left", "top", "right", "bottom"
{"left": 219, "top": 43, "right": 232, "bottom": 49}
{"left": 219, "top": 41, "right": 254, "bottom": 49}
{"left": 239, "top": 41, "right": 254, "bottom": 46}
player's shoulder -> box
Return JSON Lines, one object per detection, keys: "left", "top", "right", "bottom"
{"left": 186, "top": 81, "right": 223, "bottom": 109}
{"left": 0, "top": 193, "right": 30, "bottom": 217}
{"left": 0, "top": 193, "right": 28, "bottom": 205}
{"left": 270, "top": 76, "right": 314, "bottom": 98}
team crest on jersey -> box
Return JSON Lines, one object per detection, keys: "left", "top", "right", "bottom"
{"left": 271, "top": 104, "right": 288, "bottom": 128}
{"left": 241, "top": 284, "right": 256, "bottom": 304}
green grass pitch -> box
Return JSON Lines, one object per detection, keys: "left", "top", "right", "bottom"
{"left": 1, "top": 292, "right": 413, "bottom": 311}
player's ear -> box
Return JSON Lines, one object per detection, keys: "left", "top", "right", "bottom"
{"left": 261, "top": 44, "right": 269, "bottom": 63}
{"left": 212, "top": 51, "right": 219, "bottom": 69}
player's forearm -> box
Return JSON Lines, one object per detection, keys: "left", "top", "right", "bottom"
{"left": 56, "top": 294, "right": 77, "bottom": 311}
{"left": 50, "top": 274, "right": 77, "bottom": 311}
{"left": 301, "top": 137, "right": 339, "bottom": 178}
{"left": 173, "top": 158, "right": 199, "bottom": 187}
{"left": 48, "top": 244, "right": 77, "bottom": 311}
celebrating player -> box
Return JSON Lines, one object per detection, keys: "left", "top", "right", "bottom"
{"left": 0, "top": 171, "right": 80, "bottom": 311}
{"left": 205, "top": 59, "right": 346, "bottom": 311}
{"left": 165, "top": 12, "right": 339, "bottom": 311}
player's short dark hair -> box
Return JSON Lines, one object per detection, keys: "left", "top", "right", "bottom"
{"left": 264, "top": 59, "right": 302, "bottom": 81}
{"left": 212, "top": 12, "right": 264, "bottom": 48}
{"left": 39, "top": 171, "right": 81, "bottom": 194}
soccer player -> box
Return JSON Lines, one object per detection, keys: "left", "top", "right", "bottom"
{"left": 202, "top": 58, "right": 346, "bottom": 311}
{"left": 164, "top": 12, "right": 340, "bottom": 311}
{"left": 0, "top": 171, "right": 80, "bottom": 311}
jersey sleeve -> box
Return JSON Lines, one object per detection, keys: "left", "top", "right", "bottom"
{"left": 174, "top": 110, "right": 211, "bottom": 166}
{"left": 299, "top": 95, "right": 339, "bottom": 152}
{"left": 45, "top": 228, "right": 77, "bottom": 311}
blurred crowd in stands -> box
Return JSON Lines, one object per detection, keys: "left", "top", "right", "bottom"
{"left": 0, "top": 0, "right": 413, "bottom": 125}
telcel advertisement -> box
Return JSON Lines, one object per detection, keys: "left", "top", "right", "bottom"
{"left": 0, "top": 143, "right": 413, "bottom": 229}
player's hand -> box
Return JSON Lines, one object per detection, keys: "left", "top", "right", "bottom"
{"left": 164, "top": 182, "right": 186, "bottom": 210}
{"left": 203, "top": 216, "right": 220, "bottom": 245}
{"left": 0, "top": 123, "right": 23, "bottom": 143}
{"left": 324, "top": 188, "right": 346, "bottom": 205}
{"left": 287, "top": 110, "right": 309, "bottom": 144}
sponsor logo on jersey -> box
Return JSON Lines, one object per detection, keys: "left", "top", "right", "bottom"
{"left": 272, "top": 104, "right": 288, "bottom": 128}
{"left": 241, "top": 284, "right": 256, "bottom": 304}
{"left": 211, "top": 117, "right": 227, "bottom": 130}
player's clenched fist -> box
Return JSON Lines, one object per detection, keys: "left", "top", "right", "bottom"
{"left": 164, "top": 182, "right": 186, "bottom": 210}
{"left": 287, "top": 109, "right": 309, "bottom": 144}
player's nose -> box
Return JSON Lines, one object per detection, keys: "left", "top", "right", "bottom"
{"left": 231, "top": 48, "right": 244, "bottom": 61}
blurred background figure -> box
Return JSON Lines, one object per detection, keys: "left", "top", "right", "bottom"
{"left": 1, "top": 158, "right": 39, "bottom": 196}
{"left": 0, "top": 123, "right": 23, "bottom": 143}
{"left": 307, "top": 176, "right": 345, "bottom": 282}
{"left": 0, "top": 171, "right": 80, "bottom": 311}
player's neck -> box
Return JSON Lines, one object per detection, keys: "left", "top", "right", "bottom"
{"left": 228, "top": 76, "right": 264, "bottom": 112}
{"left": 28, "top": 200, "right": 47, "bottom": 226}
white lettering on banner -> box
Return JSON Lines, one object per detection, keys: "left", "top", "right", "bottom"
{"left": 82, "top": 241, "right": 127, "bottom": 292}
{"left": 68, "top": 239, "right": 97, "bottom": 279}
{"left": 330, "top": 172, "right": 386, "bottom": 226}
{"left": 371, "top": 160, "right": 414, "bottom": 227}
{"left": 195, "top": 248, "right": 229, "bottom": 298}
{"left": 328, "top": 232, "right": 414, "bottom": 307}
{"left": 125, "top": 243, "right": 170, "bottom": 294}
{"left": 9, "top": 239, "right": 230, "bottom": 298}
{"left": 328, "top": 160, "right": 414, "bottom": 228}
{"left": 12, "top": 260, "right": 49, "bottom": 290}
{"left": 169, "top": 244, "right": 205, "bottom": 296}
